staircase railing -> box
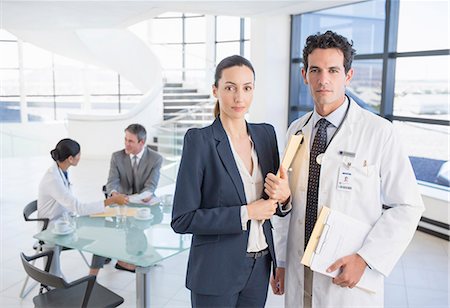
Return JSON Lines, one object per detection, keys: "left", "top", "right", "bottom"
{"left": 150, "top": 97, "right": 215, "bottom": 175}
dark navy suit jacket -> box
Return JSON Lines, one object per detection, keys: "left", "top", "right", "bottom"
{"left": 171, "top": 117, "right": 288, "bottom": 296}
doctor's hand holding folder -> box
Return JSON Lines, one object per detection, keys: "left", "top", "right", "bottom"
{"left": 301, "top": 206, "right": 378, "bottom": 293}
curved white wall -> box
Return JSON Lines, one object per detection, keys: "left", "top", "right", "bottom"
{"left": 6, "top": 27, "right": 163, "bottom": 158}
{"left": 66, "top": 29, "right": 163, "bottom": 157}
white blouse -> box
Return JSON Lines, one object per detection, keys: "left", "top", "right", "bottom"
{"left": 228, "top": 135, "right": 268, "bottom": 253}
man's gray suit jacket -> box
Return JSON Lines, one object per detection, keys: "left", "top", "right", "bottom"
{"left": 106, "top": 146, "right": 163, "bottom": 195}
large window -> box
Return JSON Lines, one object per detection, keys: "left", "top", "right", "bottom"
{"left": 396, "top": 1, "right": 449, "bottom": 53}
{"left": 0, "top": 30, "right": 20, "bottom": 121}
{"left": 393, "top": 0, "right": 449, "bottom": 189}
{"left": 394, "top": 55, "right": 449, "bottom": 120}
{"left": 215, "top": 16, "right": 250, "bottom": 63}
{"left": 348, "top": 59, "right": 382, "bottom": 113}
{"left": 146, "top": 13, "right": 250, "bottom": 82}
{"left": 0, "top": 30, "right": 141, "bottom": 123}
{"left": 150, "top": 13, "right": 206, "bottom": 82}
{"left": 289, "top": 0, "right": 386, "bottom": 124}
{"left": 1, "top": 13, "right": 250, "bottom": 123}
{"left": 394, "top": 0, "right": 449, "bottom": 122}
{"left": 289, "top": 0, "right": 450, "bottom": 189}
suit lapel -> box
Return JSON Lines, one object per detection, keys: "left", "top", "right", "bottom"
{"left": 247, "top": 124, "right": 271, "bottom": 186}
{"left": 135, "top": 147, "right": 149, "bottom": 189}
{"left": 212, "top": 118, "right": 247, "bottom": 204}
{"left": 247, "top": 125, "right": 275, "bottom": 241}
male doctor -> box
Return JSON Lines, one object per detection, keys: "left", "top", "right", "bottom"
{"left": 265, "top": 31, "right": 424, "bottom": 307}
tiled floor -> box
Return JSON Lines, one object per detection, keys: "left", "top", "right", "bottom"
{"left": 0, "top": 156, "right": 448, "bottom": 307}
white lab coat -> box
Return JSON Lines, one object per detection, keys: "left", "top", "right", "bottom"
{"left": 273, "top": 99, "right": 424, "bottom": 307}
{"left": 38, "top": 163, "right": 104, "bottom": 221}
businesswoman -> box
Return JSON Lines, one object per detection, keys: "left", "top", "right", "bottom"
{"left": 171, "top": 55, "right": 291, "bottom": 307}
{"left": 38, "top": 138, "right": 128, "bottom": 275}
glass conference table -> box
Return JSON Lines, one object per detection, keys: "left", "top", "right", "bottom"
{"left": 34, "top": 203, "right": 190, "bottom": 308}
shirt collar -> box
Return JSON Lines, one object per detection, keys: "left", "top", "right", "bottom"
{"left": 129, "top": 146, "right": 145, "bottom": 160}
{"left": 312, "top": 96, "right": 349, "bottom": 129}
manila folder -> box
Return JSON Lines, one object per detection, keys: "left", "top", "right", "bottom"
{"left": 301, "top": 206, "right": 378, "bottom": 293}
{"left": 277, "top": 134, "right": 303, "bottom": 176}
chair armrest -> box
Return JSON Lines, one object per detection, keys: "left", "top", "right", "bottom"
{"left": 22, "top": 250, "right": 53, "bottom": 262}
{"left": 67, "top": 274, "right": 97, "bottom": 288}
{"left": 21, "top": 250, "right": 54, "bottom": 272}
{"left": 25, "top": 217, "right": 50, "bottom": 231}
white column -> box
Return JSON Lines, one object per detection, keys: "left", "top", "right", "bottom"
{"left": 17, "top": 40, "right": 28, "bottom": 123}
{"left": 81, "top": 66, "right": 91, "bottom": 112}
{"left": 204, "top": 15, "right": 216, "bottom": 95}
{"left": 249, "top": 15, "right": 291, "bottom": 148}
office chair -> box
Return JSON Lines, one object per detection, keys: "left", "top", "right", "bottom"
{"left": 19, "top": 200, "right": 91, "bottom": 299}
{"left": 21, "top": 250, "right": 124, "bottom": 308}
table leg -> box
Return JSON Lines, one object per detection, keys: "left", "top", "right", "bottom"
{"left": 136, "top": 266, "right": 152, "bottom": 308}
{"left": 48, "top": 245, "right": 63, "bottom": 277}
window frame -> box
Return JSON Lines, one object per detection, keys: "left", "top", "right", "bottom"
{"left": 288, "top": 0, "right": 450, "bottom": 126}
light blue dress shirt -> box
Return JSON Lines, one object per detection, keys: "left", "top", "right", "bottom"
{"left": 310, "top": 97, "right": 349, "bottom": 149}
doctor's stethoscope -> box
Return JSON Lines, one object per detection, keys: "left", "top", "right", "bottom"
{"left": 56, "top": 162, "right": 72, "bottom": 188}
{"left": 293, "top": 96, "right": 351, "bottom": 165}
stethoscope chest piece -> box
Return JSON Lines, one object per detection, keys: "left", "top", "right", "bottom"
{"left": 316, "top": 153, "right": 324, "bottom": 165}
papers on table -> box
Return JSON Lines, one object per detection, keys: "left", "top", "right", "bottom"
{"left": 147, "top": 196, "right": 161, "bottom": 206}
{"left": 128, "top": 192, "right": 161, "bottom": 205}
{"left": 128, "top": 191, "right": 152, "bottom": 204}
{"left": 90, "top": 207, "right": 137, "bottom": 217}
{"left": 301, "top": 206, "right": 378, "bottom": 293}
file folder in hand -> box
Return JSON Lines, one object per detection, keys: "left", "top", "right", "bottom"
{"left": 277, "top": 133, "right": 304, "bottom": 176}
{"left": 301, "top": 206, "right": 378, "bottom": 293}
{"left": 264, "top": 133, "right": 303, "bottom": 222}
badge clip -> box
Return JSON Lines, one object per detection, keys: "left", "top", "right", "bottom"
{"left": 338, "top": 150, "right": 356, "bottom": 158}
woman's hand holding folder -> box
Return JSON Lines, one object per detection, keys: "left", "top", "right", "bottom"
{"left": 264, "top": 166, "right": 291, "bottom": 205}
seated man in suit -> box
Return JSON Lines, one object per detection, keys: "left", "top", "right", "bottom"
{"left": 107, "top": 123, "right": 163, "bottom": 201}
{"left": 91, "top": 123, "right": 163, "bottom": 274}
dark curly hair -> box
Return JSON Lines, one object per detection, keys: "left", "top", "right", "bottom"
{"left": 302, "top": 30, "right": 356, "bottom": 73}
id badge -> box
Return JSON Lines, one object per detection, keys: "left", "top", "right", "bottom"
{"left": 337, "top": 166, "right": 352, "bottom": 191}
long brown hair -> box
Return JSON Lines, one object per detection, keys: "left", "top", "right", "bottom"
{"left": 213, "top": 55, "right": 255, "bottom": 118}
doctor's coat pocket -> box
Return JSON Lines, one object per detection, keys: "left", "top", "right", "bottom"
{"left": 192, "top": 234, "right": 219, "bottom": 247}
{"left": 352, "top": 164, "right": 377, "bottom": 178}
{"left": 348, "top": 164, "right": 380, "bottom": 197}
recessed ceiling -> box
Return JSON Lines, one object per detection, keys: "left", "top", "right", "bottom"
{"left": 2, "top": 1, "right": 363, "bottom": 30}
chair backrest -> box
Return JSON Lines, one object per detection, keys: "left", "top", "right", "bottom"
{"left": 23, "top": 200, "right": 49, "bottom": 231}
{"left": 21, "top": 251, "right": 100, "bottom": 308}
{"left": 20, "top": 251, "right": 67, "bottom": 289}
